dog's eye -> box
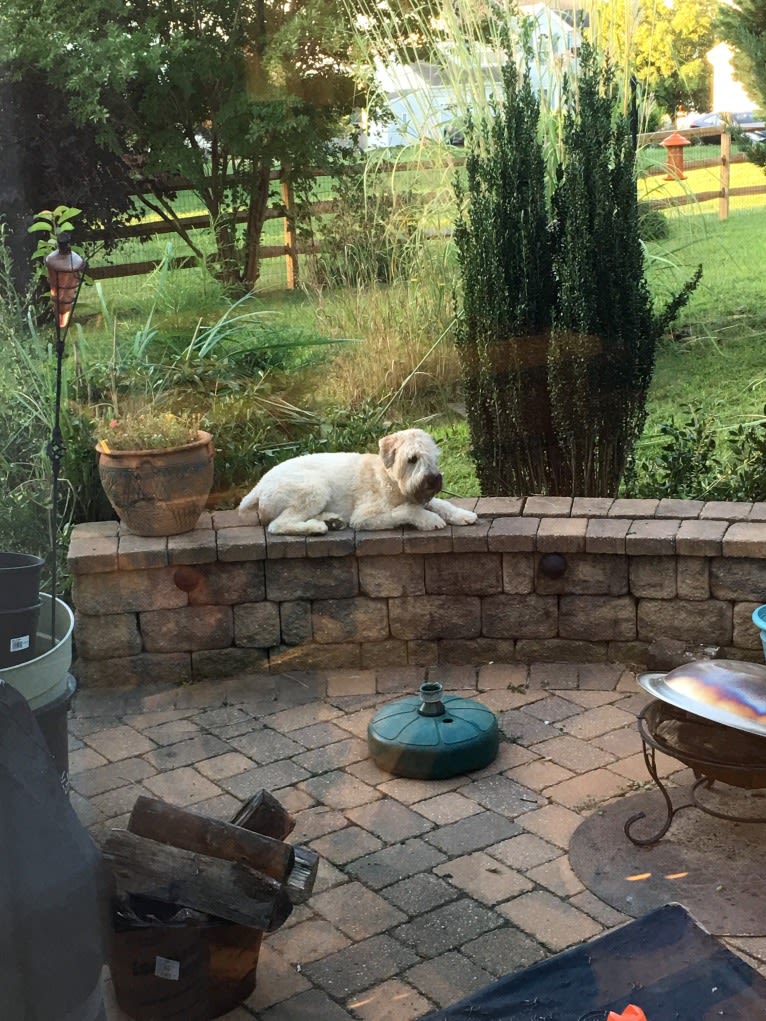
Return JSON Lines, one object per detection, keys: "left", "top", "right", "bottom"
{"left": 408, "top": 454, "right": 418, "bottom": 464}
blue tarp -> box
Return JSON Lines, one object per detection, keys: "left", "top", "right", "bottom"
{"left": 419, "top": 903, "right": 766, "bottom": 1021}
{"left": 0, "top": 681, "right": 106, "bottom": 1021}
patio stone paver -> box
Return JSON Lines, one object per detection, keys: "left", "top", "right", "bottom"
{"left": 497, "top": 889, "right": 602, "bottom": 952}
{"left": 229, "top": 728, "right": 306, "bottom": 763}
{"left": 434, "top": 851, "right": 534, "bottom": 904}
{"left": 312, "top": 881, "right": 407, "bottom": 940}
{"left": 403, "top": 951, "right": 495, "bottom": 1008}
{"left": 245, "top": 944, "right": 312, "bottom": 1011}
{"left": 70, "top": 756, "right": 157, "bottom": 798}
{"left": 422, "top": 810, "right": 522, "bottom": 855}
{"left": 219, "top": 760, "right": 312, "bottom": 798}
{"left": 67, "top": 746, "right": 109, "bottom": 774}
{"left": 346, "top": 798, "right": 434, "bottom": 841}
{"left": 526, "top": 854, "right": 585, "bottom": 897}
{"left": 462, "top": 925, "right": 547, "bottom": 975}
{"left": 410, "top": 791, "right": 483, "bottom": 824}
{"left": 460, "top": 774, "right": 542, "bottom": 817}
{"left": 300, "top": 934, "right": 419, "bottom": 999}
{"left": 346, "top": 837, "right": 447, "bottom": 890}
{"left": 392, "top": 898, "right": 503, "bottom": 958}
{"left": 543, "top": 767, "right": 633, "bottom": 811}
{"left": 141, "top": 765, "right": 224, "bottom": 806}
{"left": 83, "top": 724, "right": 157, "bottom": 761}
{"left": 266, "top": 918, "right": 350, "bottom": 964}
{"left": 347, "top": 978, "right": 432, "bottom": 1021}
{"left": 292, "top": 737, "right": 370, "bottom": 774}
{"left": 140, "top": 718, "right": 202, "bottom": 745}
{"left": 376, "top": 774, "right": 469, "bottom": 804}
{"left": 66, "top": 660, "right": 766, "bottom": 1021}
{"left": 527, "top": 733, "right": 617, "bottom": 771}
{"left": 143, "top": 733, "right": 232, "bottom": 769}
{"left": 291, "top": 805, "right": 348, "bottom": 842}
{"left": 515, "top": 802, "right": 584, "bottom": 848}
{"left": 379, "top": 873, "right": 460, "bottom": 915}
{"left": 557, "top": 704, "right": 638, "bottom": 739}
{"left": 309, "top": 824, "right": 384, "bottom": 865}
{"left": 195, "top": 750, "right": 257, "bottom": 780}
{"left": 300, "top": 770, "right": 382, "bottom": 810}
{"left": 506, "top": 758, "right": 574, "bottom": 790}
{"left": 291, "top": 721, "right": 355, "bottom": 749}
{"left": 486, "top": 831, "right": 562, "bottom": 870}
{"left": 259, "top": 990, "right": 355, "bottom": 1021}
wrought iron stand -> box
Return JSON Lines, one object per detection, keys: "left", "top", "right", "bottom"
{"left": 624, "top": 703, "right": 766, "bottom": 846}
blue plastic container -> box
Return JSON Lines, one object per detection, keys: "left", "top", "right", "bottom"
{"left": 752, "top": 605, "right": 766, "bottom": 663}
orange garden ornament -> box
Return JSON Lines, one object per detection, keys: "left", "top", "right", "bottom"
{"left": 45, "top": 233, "right": 87, "bottom": 332}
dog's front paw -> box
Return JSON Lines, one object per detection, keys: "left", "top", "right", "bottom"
{"left": 419, "top": 511, "right": 448, "bottom": 530}
{"left": 451, "top": 508, "right": 478, "bottom": 526}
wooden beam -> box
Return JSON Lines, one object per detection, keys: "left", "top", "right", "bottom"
{"left": 230, "top": 789, "right": 296, "bottom": 840}
{"left": 128, "top": 796, "right": 294, "bottom": 882}
{"left": 104, "top": 830, "right": 293, "bottom": 931}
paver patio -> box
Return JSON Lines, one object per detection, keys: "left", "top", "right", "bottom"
{"left": 68, "top": 662, "right": 766, "bottom": 1020}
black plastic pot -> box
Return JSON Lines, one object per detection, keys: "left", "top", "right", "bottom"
{"left": 0, "top": 602, "right": 42, "bottom": 668}
{"left": 0, "top": 552, "right": 44, "bottom": 609}
{"left": 0, "top": 552, "right": 44, "bottom": 668}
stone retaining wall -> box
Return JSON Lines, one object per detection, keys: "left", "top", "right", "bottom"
{"left": 67, "top": 497, "right": 766, "bottom": 687}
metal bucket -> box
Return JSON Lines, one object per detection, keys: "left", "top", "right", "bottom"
{"left": 0, "top": 594, "right": 76, "bottom": 786}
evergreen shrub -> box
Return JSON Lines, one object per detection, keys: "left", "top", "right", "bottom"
{"left": 454, "top": 43, "right": 701, "bottom": 497}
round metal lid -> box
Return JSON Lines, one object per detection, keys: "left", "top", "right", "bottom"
{"left": 637, "top": 659, "right": 766, "bottom": 738}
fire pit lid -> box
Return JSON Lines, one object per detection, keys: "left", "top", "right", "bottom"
{"left": 638, "top": 658, "right": 766, "bottom": 739}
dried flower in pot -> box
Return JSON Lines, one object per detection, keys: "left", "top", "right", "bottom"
{"left": 95, "top": 411, "right": 215, "bottom": 536}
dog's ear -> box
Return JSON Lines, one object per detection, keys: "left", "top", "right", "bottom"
{"left": 378, "top": 433, "right": 400, "bottom": 469}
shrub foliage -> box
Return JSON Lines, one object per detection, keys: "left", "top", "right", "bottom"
{"left": 454, "top": 43, "right": 701, "bottom": 497}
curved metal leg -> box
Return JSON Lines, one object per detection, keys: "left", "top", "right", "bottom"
{"left": 624, "top": 741, "right": 687, "bottom": 846}
{"left": 690, "top": 777, "right": 766, "bottom": 823}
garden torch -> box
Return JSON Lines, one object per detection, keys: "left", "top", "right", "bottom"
{"left": 45, "top": 233, "right": 87, "bottom": 648}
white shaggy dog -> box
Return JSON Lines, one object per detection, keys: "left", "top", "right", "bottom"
{"left": 238, "top": 428, "right": 478, "bottom": 535}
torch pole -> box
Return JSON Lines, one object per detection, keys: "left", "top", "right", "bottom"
{"left": 45, "top": 239, "right": 86, "bottom": 650}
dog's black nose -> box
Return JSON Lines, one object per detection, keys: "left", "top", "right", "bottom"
{"left": 426, "top": 471, "right": 443, "bottom": 492}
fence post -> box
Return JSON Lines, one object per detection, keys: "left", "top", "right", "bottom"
{"left": 281, "top": 167, "right": 299, "bottom": 289}
{"left": 720, "top": 129, "right": 731, "bottom": 222}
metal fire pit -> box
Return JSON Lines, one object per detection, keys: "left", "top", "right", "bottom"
{"left": 627, "top": 659, "right": 766, "bottom": 846}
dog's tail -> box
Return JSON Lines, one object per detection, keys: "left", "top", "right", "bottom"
{"left": 238, "top": 487, "right": 260, "bottom": 519}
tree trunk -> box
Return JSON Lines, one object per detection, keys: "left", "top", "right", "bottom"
{"left": 243, "top": 162, "right": 273, "bottom": 289}
{"left": 208, "top": 140, "right": 240, "bottom": 285}
{"left": 0, "top": 73, "right": 34, "bottom": 295}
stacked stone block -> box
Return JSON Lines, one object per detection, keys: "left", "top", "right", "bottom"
{"left": 67, "top": 499, "right": 766, "bottom": 687}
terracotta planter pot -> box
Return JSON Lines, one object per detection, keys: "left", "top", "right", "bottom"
{"left": 95, "top": 431, "right": 215, "bottom": 536}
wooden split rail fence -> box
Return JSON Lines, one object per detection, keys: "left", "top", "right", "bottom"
{"left": 89, "top": 129, "right": 766, "bottom": 289}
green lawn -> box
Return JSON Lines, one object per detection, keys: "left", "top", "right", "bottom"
{"left": 639, "top": 207, "right": 766, "bottom": 452}
{"left": 75, "top": 173, "right": 766, "bottom": 499}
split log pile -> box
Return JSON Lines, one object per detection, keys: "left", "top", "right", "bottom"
{"left": 104, "top": 789, "right": 319, "bottom": 932}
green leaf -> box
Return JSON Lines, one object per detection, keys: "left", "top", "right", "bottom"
{"left": 53, "top": 205, "right": 82, "bottom": 220}
{"left": 27, "top": 222, "right": 54, "bottom": 233}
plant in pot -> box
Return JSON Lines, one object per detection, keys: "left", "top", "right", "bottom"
{"left": 95, "top": 409, "right": 215, "bottom": 536}
{"left": 454, "top": 42, "right": 702, "bottom": 497}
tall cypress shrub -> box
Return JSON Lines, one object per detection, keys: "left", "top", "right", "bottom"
{"left": 454, "top": 57, "right": 565, "bottom": 496}
{"left": 548, "top": 46, "right": 701, "bottom": 496}
{"left": 454, "top": 42, "right": 700, "bottom": 497}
